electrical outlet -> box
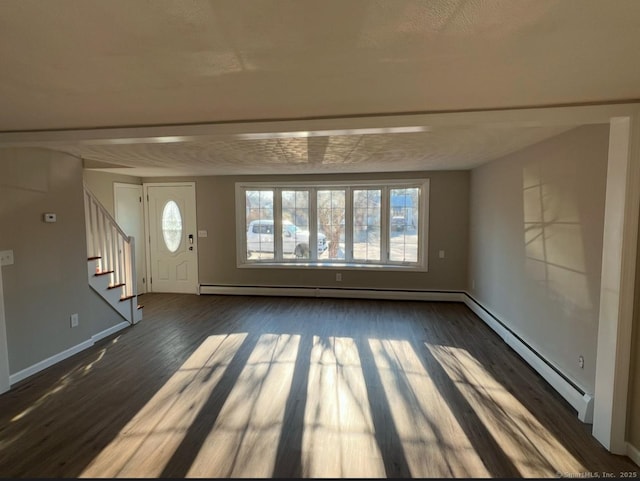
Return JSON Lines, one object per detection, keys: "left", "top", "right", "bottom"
{"left": 578, "top": 355, "right": 584, "bottom": 369}
{"left": 438, "top": 250, "right": 445, "bottom": 259}
{"left": 336, "top": 272, "right": 342, "bottom": 282}
{"left": 0, "top": 250, "right": 14, "bottom": 266}
{"left": 70, "top": 313, "right": 79, "bottom": 328}
{"left": 471, "top": 279, "right": 475, "bottom": 289}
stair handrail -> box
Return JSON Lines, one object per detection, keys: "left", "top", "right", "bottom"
{"left": 83, "top": 183, "right": 136, "bottom": 298}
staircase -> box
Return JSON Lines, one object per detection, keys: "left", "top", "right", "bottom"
{"left": 84, "top": 184, "right": 142, "bottom": 325}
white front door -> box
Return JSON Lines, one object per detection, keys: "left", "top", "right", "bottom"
{"left": 114, "top": 183, "right": 146, "bottom": 294}
{"left": 145, "top": 183, "right": 199, "bottom": 294}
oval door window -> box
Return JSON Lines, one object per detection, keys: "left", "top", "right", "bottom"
{"left": 162, "top": 200, "right": 183, "bottom": 252}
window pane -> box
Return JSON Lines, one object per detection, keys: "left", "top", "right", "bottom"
{"left": 389, "top": 188, "right": 419, "bottom": 263}
{"left": 246, "top": 190, "right": 274, "bottom": 260}
{"left": 282, "top": 190, "right": 310, "bottom": 260}
{"left": 353, "top": 189, "right": 381, "bottom": 261}
{"left": 317, "top": 190, "right": 345, "bottom": 260}
{"left": 162, "top": 200, "right": 182, "bottom": 253}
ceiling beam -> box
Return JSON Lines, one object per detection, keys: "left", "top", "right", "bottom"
{"left": 0, "top": 103, "right": 636, "bottom": 148}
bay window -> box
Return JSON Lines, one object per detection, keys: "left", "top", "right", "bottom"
{"left": 237, "top": 179, "right": 429, "bottom": 270}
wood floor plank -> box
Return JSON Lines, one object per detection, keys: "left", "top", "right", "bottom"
{"left": 0, "top": 293, "right": 636, "bottom": 478}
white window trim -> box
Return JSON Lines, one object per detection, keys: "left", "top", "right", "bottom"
{"left": 235, "top": 179, "right": 430, "bottom": 271}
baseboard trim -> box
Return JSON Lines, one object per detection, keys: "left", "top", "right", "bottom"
{"left": 9, "top": 322, "right": 130, "bottom": 386}
{"left": 9, "top": 339, "right": 93, "bottom": 385}
{"left": 92, "top": 321, "right": 130, "bottom": 343}
{"left": 462, "top": 292, "right": 594, "bottom": 423}
{"left": 627, "top": 442, "right": 640, "bottom": 467}
{"left": 200, "top": 284, "right": 465, "bottom": 302}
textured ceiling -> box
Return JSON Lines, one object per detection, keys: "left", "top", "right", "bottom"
{"left": 64, "top": 125, "right": 573, "bottom": 175}
{"left": 0, "top": 0, "right": 633, "bottom": 175}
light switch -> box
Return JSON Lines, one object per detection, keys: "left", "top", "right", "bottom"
{"left": 438, "top": 250, "right": 445, "bottom": 259}
{"left": 198, "top": 230, "right": 208, "bottom": 238}
{"left": 43, "top": 213, "right": 57, "bottom": 223}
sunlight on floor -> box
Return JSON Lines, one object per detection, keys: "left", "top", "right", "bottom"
{"left": 79, "top": 333, "right": 247, "bottom": 478}
{"left": 75, "top": 330, "right": 591, "bottom": 478}
{"left": 427, "top": 343, "right": 586, "bottom": 477}
{"left": 302, "top": 336, "right": 385, "bottom": 478}
{"left": 369, "top": 338, "right": 489, "bottom": 478}
{"left": 12, "top": 344, "right": 111, "bottom": 423}
{"left": 185, "top": 333, "right": 299, "bottom": 477}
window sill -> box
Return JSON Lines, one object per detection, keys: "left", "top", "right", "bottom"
{"left": 237, "top": 261, "right": 428, "bottom": 272}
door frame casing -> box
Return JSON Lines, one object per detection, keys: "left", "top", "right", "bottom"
{"left": 143, "top": 182, "right": 199, "bottom": 294}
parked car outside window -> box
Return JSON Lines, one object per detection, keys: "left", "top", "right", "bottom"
{"left": 247, "top": 219, "right": 327, "bottom": 258}
{"left": 391, "top": 215, "right": 407, "bottom": 231}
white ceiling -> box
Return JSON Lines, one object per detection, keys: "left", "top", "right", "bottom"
{"left": 0, "top": 0, "right": 636, "bottom": 175}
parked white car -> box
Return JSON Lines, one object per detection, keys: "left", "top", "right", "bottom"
{"left": 247, "top": 219, "right": 328, "bottom": 257}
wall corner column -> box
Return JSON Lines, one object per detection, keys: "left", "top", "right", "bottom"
{"left": 593, "top": 114, "right": 640, "bottom": 453}
{"left": 0, "top": 264, "right": 11, "bottom": 393}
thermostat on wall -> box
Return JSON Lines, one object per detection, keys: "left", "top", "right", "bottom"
{"left": 43, "top": 213, "right": 57, "bottom": 223}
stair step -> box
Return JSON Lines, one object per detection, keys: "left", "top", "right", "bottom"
{"left": 137, "top": 305, "right": 144, "bottom": 310}
{"left": 87, "top": 256, "right": 102, "bottom": 261}
{"left": 120, "top": 294, "right": 135, "bottom": 302}
{"left": 95, "top": 270, "right": 114, "bottom": 277}
{"left": 108, "top": 283, "right": 126, "bottom": 290}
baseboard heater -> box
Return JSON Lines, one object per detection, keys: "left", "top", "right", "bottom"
{"left": 199, "top": 284, "right": 594, "bottom": 423}
{"left": 462, "top": 293, "right": 593, "bottom": 423}
{"left": 199, "top": 284, "right": 465, "bottom": 302}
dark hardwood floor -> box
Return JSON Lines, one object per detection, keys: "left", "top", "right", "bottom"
{"left": 0, "top": 293, "right": 636, "bottom": 478}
